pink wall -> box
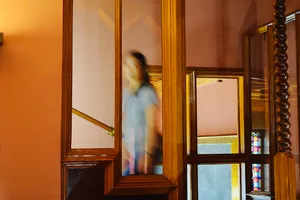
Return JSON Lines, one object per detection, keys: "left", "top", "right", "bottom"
{"left": 197, "top": 79, "right": 238, "bottom": 136}
{"left": 115, "top": 0, "right": 258, "bottom": 68}
{"left": 186, "top": 0, "right": 257, "bottom": 68}
{"left": 0, "top": 0, "right": 62, "bottom": 199}
{"left": 256, "top": 0, "right": 300, "bottom": 25}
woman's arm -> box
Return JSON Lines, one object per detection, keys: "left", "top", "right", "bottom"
{"left": 145, "top": 104, "right": 158, "bottom": 155}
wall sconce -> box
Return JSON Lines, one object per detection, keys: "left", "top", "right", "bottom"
{"left": 0, "top": 33, "right": 3, "bottom": 46}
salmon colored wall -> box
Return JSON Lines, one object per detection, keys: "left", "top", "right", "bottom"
{"left": 256, "top": 0, "right": 300, "bottom": 25}
{"left": 197, "top": 79, "right": 238, "bottom": 136}
{"left": 0, "top": 0, "right": 62, "bottom": 200}
{"left": 186, "top": 0, "right": 257, "bottom": 68}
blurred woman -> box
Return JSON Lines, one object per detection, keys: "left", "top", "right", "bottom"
{"left": 122, "top": 50, "right": 159, "bottom": 175}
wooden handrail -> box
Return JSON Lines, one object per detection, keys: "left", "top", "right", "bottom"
{"left": 72, "top": 108, "right": 114, "bottom": 135}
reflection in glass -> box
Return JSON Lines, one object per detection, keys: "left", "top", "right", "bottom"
{"left": 67, "top": 168, "right": 89, "bottom": 197}
{"left": 251, "top": 131, "right": 263, "bottom": 154}
{"left": 252, "top": 164, "right": 262, "bottom": 192}
{"left": 250, "top": 33, "right": 270, "bottom": 154}
{"left": 187, "top": 164, "right": 192, "bottom": 200}
{"left": 121, "top": 0, "right": 162, "bottom": 176}
{"left": 197, "top": 164, "right": 241, "bottom": 200}
{"left": 71, "top": 0, "right": 115, "bottom": 148}
{"left": 121, "top": 51, "right": 162, "bottom": 176}
{"left": 251, "top": 164, "right": 269, "bottom": 192}
{"left": 196, "top": 78, "right": 240, "bottom": 154}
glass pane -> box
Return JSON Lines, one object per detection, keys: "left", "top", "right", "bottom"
{"left": 121, "top": 0, "right": 162, "bottom": 176}
{"left": 67, "top": 167, "right": 104, "bottom": 199}
{"left": 186, "top": 74, "right": 192, "bottom": 155}
{"left": 71, "top": 0, "right": 115, "bottom": 148}
{"left": 197, "top": 78, "right": 240, "bottom": 154}
{"left": 250, "top": 33, "right": 270, "bottom": 154}
{"left": 67, "top": 168, "right": 89, "bottom": 197}
{"left": 251, "top": 130, "right": 264, "bottom": 154}
{"left": 198, "top": 164, "right": 241, "bottom": 200}
{"left": 187, "top": 164, "right": 192, "bottom": 200}
{"left": 251, "top": 164, "right": 269, "bottom": 192}
{"left": 286, "top": 21, "right": 300, "bottom": 193}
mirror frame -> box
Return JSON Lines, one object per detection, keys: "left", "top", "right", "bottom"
{"left": 61, "top": 0, "right": 185, "bottom": 197}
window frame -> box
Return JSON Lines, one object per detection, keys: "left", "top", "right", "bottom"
{"left": 186, "top": 68, "right": 245, "bottom": 200}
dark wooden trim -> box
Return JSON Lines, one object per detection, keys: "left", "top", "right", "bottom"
{"left": 190, "top": 164, "right": 198, "bottom": 200}
{"left": 61, "top": 0, "right": 73, "bottom": 161}
{"left": 111, "top": 0, "right": 122, "bottom": 191}
{"left": 62, "top": 149, "right": 118, "bottom": 162}
{"left": 197, "top": 133, "right": 237, "bottom": 137}
{"left": 242, "top": 34, "right": 253, "bottom": 195}
{"left": 188, "top": 71, "right": 198, "bottom": 200}
{"left": 190, "top": 71, "right": 197, "bottom": 156}
{"left": 149, "top": 65, "right": 244, "bottom": 76}
{"left": 106, "top": 175, "right": 176, "bottom": 195}
{"left": 187, "top": 154, "right": 270, "bottom": 164}
{"left": 295, "top": 12, "right": 300, "bottom": 175}
{"left": 189, "top": 67, "right": 243, "bottom": 76}
{"left": 267, "top": 25, "right": 276, "bottom": 197}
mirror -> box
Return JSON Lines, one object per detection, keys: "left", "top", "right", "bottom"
{"left": 250, "top": 32, "right": 270, "bottom": 154}
{"left": 71, "top": 0, "right": 115, "bottom": 149}
{"left": 121, "top": 0, "right": 162, "bottom": 176}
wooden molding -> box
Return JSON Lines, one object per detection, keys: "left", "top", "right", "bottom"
{"left": 296, "top": 12, "right": 300, "bottom": 175}
{"left": 161, "top": 0, "right": 186, "bottom": 199}
{"left": 0, "top": 32, "right": 3, "bottom": 46}
{"left": 266, "top": 25, "right": 277, "bottom": 197}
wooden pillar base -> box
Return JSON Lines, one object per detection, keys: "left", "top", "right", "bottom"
{"left": 274, "top": 152, "right": 297, "bottom": 200}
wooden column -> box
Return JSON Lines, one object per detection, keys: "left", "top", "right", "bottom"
{"left": 161, "top": 0, "right": 186, "bottom": 200}
{"left": 273, "top": 0, "right": 297, "bottom": 199}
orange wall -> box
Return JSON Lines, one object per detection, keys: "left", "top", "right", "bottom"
{"left": 0, "top": 0, "right": 62, "bottom": 200}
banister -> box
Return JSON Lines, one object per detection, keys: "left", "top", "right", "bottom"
{"left": 72, "top": 108, "right": 115, "bottom": 136}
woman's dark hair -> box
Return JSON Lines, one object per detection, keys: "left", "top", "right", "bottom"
{"left": 129, "top": 50, "right": 152, "bottom": 86}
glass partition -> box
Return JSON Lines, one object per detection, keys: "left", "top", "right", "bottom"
{"left": 121, "top": 0, "right": 162, "bottom": 176}
{"left": 249, "top": 32, "right": 270, "bottom": 155}
{"left": 71, "top": 0, "right": 115, "bottom": 148}
{"left": 196, "top": 77, "right": 242, "bottom": 154}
